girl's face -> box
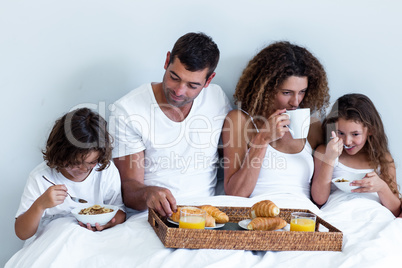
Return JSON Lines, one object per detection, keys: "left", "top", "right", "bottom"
{"left": 61, "top": 151, "right": 99, "bottom": 182}
{"left": 273, "top": 76, "right": 308, "bottom": 111}
{"left": 336, "top": 118, "right": 369, "bottom": 155}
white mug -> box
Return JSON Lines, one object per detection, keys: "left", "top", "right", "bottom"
{"left": 283, "top": 108, "right": 310, "bottom": 139}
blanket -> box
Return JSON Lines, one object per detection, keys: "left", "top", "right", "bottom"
{"left": 6, "top": 192, "right": 401, "bottom": 268}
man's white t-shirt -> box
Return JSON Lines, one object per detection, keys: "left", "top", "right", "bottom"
{"left": 110, "top": 83, "right": 231, "bottom": 199}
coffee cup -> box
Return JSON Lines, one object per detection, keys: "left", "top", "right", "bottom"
{"left": 283, "top": 108, "right": 310, "bottom": 139}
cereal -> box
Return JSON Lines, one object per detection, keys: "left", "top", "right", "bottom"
{"left": 79, "top": 205, "right": 114, "bottom": 215}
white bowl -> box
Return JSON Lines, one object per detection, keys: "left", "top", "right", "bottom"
{"left": 71, "top": 204, "right": 119, "bottom": 226}
{"left": 332, "top": 173, "right": 366, "bottom": 193}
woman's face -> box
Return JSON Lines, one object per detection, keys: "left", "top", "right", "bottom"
{"left": 273, "top": 76, "right": 308, "bottom": 111}
{"left": 61, "top": 151, "right": 99, "bottom": 182}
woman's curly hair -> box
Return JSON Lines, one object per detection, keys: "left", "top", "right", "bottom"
{"left": 43, "top": 108, "right": 112, "bottom": 172}
{"left": 234, "top": 41, "right": 330, "bottom": 119}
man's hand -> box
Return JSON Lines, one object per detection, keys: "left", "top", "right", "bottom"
{"left": 144, "top": 186, "right": 177, "bottom": 217}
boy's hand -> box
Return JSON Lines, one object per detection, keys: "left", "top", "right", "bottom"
{"left": 78, "top": 210, "right": 125, "bottom": 232}
{"left": 37, "top": 185, "right": 68, "bottom": 209}
{"left": 78, "top": 218, "right": 116, "bottom": 231}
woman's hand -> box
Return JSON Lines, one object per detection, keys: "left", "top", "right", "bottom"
{"left": 253, "top": 109, "right": 289, "bottom": 146}
{"left": 350, "top": 172, "right": 388, "bottom": 193}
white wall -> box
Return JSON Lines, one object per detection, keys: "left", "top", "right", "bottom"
{"left": 1, "top": 0, "right": 401, "bottom": 264}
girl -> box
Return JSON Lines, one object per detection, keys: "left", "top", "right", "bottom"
{"left": 222, "top": 41, "right": 330, "bottom": 198}
{"left": 15, "top": 108, "right": 126, "bottom": 240}
{"left": 311, "top": 93, "right": 401, "bottom": 216}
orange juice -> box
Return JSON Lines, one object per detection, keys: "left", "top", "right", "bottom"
{"left": 179, "top": 215, "right": 206, "bottom": 229}
{"left": 290, "top": 218, "right": 316, "bottom": 232}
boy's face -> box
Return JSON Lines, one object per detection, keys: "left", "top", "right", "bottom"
{"left": 61, "top": 151, "right": 99, "bottom": 182}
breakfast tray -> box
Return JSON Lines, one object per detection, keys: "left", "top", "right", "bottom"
{"left": 148, "top": 206, "right": 343, "bottom": 251}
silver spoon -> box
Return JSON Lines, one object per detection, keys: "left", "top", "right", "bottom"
{"left": 42, "top": 175, "right": 88, "bottom": 203}
{"left": 329, "top": 136, "right": 353, "bottom": 149}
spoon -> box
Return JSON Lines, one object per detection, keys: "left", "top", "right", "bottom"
{"left": 42, "top": 175, "right": 88, "bottom": 203}
{"left": 329, "top": 136, "right": 353, "bottom": 149}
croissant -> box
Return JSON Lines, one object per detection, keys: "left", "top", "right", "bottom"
{"left": 199, "top": 205, "right": 229, "bottom": 224}
{"left": 204, "top": 214, "right": 216, "bottom": 227}
{"left": 250, "top": 200, "right": 280, "bottom": 218}
{"left": 247, "top": 217, "right": 287, "bottom": 231}
{"left": 170, "top": 209, "right": 181, "bottom": 223}
{"left": 170, "top": 207, "right": 216, "bottom": 227}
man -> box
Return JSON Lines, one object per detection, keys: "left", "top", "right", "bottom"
{"left": 111, "top": 32, "right": 231, "bottom": 217}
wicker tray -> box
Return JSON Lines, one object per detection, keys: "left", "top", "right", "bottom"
{"left": 148, "top": 206, "right": 343, "bottom": 251}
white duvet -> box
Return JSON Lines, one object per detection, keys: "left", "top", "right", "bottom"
{"left": 6, "top": 191, "right": 401, "bottom": 268}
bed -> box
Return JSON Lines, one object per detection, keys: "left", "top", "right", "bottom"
{"left": 6, "top": 191, "right": 401, "bottom": 267}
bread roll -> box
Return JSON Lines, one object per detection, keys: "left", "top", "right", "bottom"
{"left": 247, "top": 217, "right": 287, "bottom": 231}
{"left": 250, "top": 200, "right": 280, "bottom": 218}
{"left": 199, "top": 205, "right": 229, "bottom": 224}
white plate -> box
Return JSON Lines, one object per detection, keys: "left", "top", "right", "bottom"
{"left": 238, "top": 219, "right": 290, "bottom": 231}
{"left": 167, "top": 218, "right": 225, "bottom": 229}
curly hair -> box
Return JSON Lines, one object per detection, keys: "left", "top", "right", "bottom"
{"left": 233, "top": 41, "right": 330, "bottom": 119}
{"left": 43, "top": 108, "right": 112, "bottom": 172}
{"left": 322, "top": 94, "right": 398, "bottom": 195}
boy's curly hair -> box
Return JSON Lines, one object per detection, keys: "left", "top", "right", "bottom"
{"left": 43, "top": 108, "right": 112, "bottom": 172}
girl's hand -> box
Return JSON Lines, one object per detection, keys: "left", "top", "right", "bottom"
{"left": 256, "top": 109, "right": 290, "bottom": 144}
{"left": 324, "top": 131, "right": 343, "bottom": 163}
{"left": 350, "top": 172, "right": 388, "bottom": 193}
{"left": 37, "top": 185, "right": 68, "bottom": 209}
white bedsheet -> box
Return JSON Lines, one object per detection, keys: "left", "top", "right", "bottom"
{"left": 6, "top": 192, "right": 401, "bottom": 268}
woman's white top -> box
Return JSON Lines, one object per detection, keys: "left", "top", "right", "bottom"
{"left": 250, "top": 141, "right": 314, "bottom": 198}
{"left": 243, "top": 110, "right": 314, "bottom": 198}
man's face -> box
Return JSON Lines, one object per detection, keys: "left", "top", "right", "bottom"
{"left": 162, "top": 53, "right": 215, "bottom": 108}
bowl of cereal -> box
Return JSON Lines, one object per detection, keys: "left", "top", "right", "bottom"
{"left": 332, "top": 173, "right": 366, "bottom": 193}
{"left": 71, "top": 204, "right": 119, "bottom": 226}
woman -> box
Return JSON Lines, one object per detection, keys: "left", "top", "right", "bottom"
{"left": 222, "top": 41, "right": 330, "bottom": 197}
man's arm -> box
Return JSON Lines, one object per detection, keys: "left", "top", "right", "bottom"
{"left": 113, "top": 151, "right": 177, "bottom": 217}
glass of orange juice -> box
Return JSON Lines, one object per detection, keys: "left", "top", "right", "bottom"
{"left": 179, "top": 207, "right": 206, "bottom": 229}
{"left": 290, "top": 212, "right": 316, "bottom": 232}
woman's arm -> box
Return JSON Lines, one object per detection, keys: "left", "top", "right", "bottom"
{"left": 222, "top": 109, "right": 289, "bottom": 197}
{"left": 307, "top": 118, "right": 323, "bottom": 150}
